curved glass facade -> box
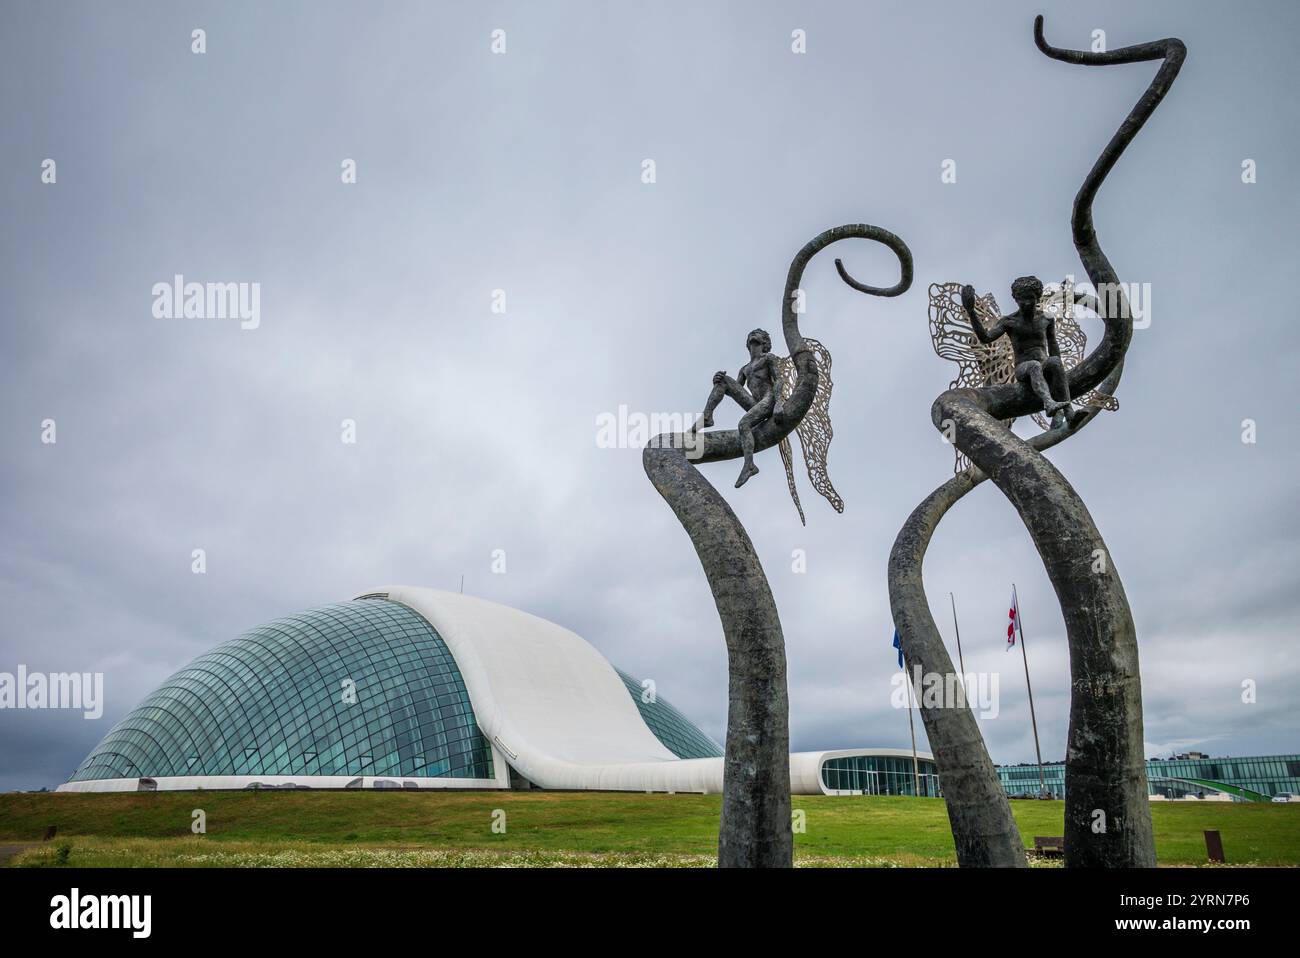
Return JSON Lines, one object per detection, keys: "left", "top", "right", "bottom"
{"left": 997, "top": 754, "right": 1300, "bottom": 801}
{"left": 821, "top": 754, "right": 942, "bottom": 797}
{"left": 1145, "top": 753, "right": 1300, "bottom": 800}
{"left": 69, "top": 600, "right": 494, "bottom": 783}
{"left": 616, "top": 669, "right": 723, "bottom": 760}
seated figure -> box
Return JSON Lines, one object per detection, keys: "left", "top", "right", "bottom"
{"left": 961, "top": 276, "right": 1084, "bottom": 428}
{"left": 695, "top": 328, "right": 784, "bottom": 488}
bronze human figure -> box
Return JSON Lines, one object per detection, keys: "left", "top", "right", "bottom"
{"left": 961, "top": 277, "right": 1083, "bottom": 428}
{"left": 695, "top": 328, "right": 784, "bottom": 488}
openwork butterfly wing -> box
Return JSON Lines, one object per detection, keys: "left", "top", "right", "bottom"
{"left": 929, "top": 282, "right": 1015, "bottom": 392}
{"left": 777, "top": 357, "right": 804, "bottom": 524}
{"left": 777, "top": 337, "right": 842, "bottom": 525}
{"left": 794, "top": 338, "right": 844, "bottom": 517}
{"left": 778, "top": 434, "right": 805, "bottom": 525}
{"left": 928, "top": 282, "right": 1017, "bottom": 472}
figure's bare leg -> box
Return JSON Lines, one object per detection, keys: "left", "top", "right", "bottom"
{"left": 697, "top": 383, "right": 726, "bottom": 429}
{"left": 735, "top": 394, "right": 774, "bottom": 488}
{"left": 1041, "top": 358, "right": 1082, "bottom": 426}
{"left": 1019, "top": 361, "right": 1067, "bottom": 418}
{"left": 695, "top": 375, "right": 753, "bottom": 430}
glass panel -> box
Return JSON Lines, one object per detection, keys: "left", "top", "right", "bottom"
{"left": 614, "top": 668, "right": 723, "bottom": 759}
{"left": 69, "top": 600, "right": 494, "bottom": 783}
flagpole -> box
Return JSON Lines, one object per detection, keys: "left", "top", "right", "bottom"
{"left": 1014, "top": 583, "right": 1047, "bottom": 799}
{"left": 949, "top": 591, "right": 966, "bottom": 676}
{"left": 905, "top": 668, "right": 921, "bottom": 797}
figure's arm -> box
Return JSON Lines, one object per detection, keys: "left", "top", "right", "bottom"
{"left": 767, "top": 355, "right": 784, "bottom": 415}
{"left": 1046, "top": 313, "right": 1062, "bottom": 359}
{"left": 736, "top": 366, "right": 747, "bottom": 388}
{"left": 961, "top": 284, "right": 1005, "bottom": 344}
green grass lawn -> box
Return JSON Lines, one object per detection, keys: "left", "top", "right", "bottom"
{"left": 1, "top": 790, "right": 1296, "bottom": 867}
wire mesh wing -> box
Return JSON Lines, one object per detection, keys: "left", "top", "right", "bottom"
{"left": 777, "top": 337, "right": 843, "bottom": 524}
{"left": 928, "top": 282, "right": 1016, "bottom": 472}
{"left": 777, "top": 359, "right": 806, "bottom": 525}
{"left": 778, "top": 433, "right": 805, "bottom": 525}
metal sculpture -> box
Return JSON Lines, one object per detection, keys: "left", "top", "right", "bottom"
{"left": 694, "top": 332, "right": 843, "bottom": 524}
{"left": 889, "top": 16, "right": 1185, "bottom": 868}
{"left": 646, "top": 224, "right": 912, "bottom": 867}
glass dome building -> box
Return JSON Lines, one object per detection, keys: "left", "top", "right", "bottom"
{"left": 67, "top": 600, "right": 500, "bottom": 787}
{"left": 61, "top": 587, "right": 924, "bottom": 794}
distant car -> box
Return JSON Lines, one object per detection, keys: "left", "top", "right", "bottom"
{"left": 1271, "top": 793, "right": 1295, "bottom": 803}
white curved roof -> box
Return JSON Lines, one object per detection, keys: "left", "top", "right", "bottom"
{"left": 366, "top": 586, "right": 933, "bottom": 795}
{"left": 60, "top": 586, "right": 932, "bottom": 795}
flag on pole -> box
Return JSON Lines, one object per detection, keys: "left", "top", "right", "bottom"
{"left": 892, "top": 629, "right": 903, "bottom": 668}
{"left": 1006, "top": 589, "right": 1020, "bottom": 651}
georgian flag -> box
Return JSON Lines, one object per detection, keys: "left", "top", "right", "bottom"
{"left": 1007, "top": 589, "right": 1021, "bottom": 651}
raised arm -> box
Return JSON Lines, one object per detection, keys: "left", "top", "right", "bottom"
{"left": 961, "top": 284, "right": 1005, "bottom": 344}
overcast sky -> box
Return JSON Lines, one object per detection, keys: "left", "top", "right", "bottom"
{"left": 2, "top": 0, "right": 1297, "bottom": 791}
